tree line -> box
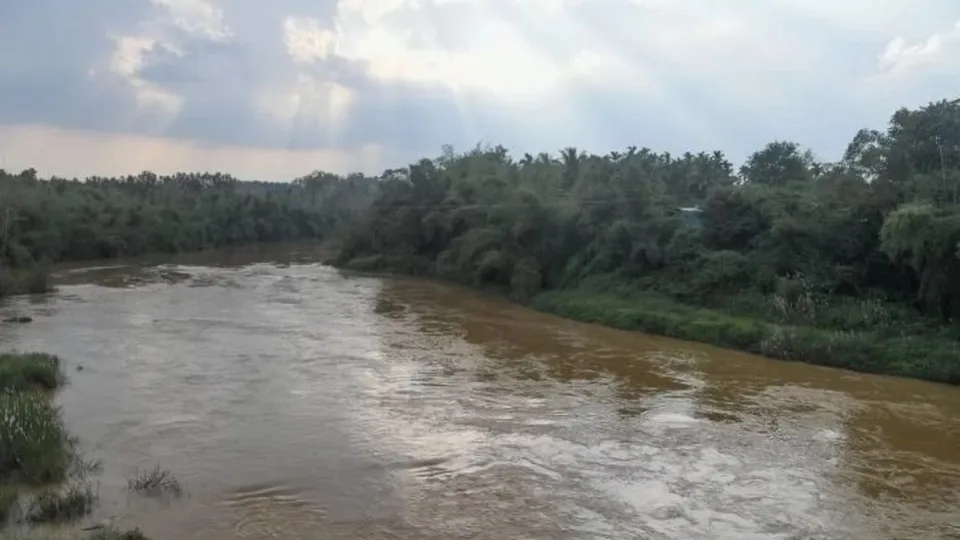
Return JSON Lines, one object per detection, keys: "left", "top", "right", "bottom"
{"left": 336, "top": 98, "right": 960, "bottom": 320}
{"left": 0, "top": 170, "right": 378, "bottom": 266}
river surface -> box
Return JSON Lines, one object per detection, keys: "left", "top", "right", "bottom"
{"left": 1, "top": 246, "right": 959, "bottom": 539}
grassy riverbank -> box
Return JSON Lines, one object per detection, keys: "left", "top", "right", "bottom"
{"left": 339, "top": 254, "right": 960, "bottom": 384}
{"left": 0, "top": 352, "right": 152, "bottom": 539}
{"left": 531, "top": 286, "right": 960, "bottom": 384}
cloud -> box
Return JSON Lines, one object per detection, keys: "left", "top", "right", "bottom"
{"left": 0, "top": 0, "right": 958, "bottom": 179}
{"left": 880, "top": 20, "right": 960, "bottom": 76}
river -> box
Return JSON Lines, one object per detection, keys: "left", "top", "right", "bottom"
{"left": 1, "top": 246, "right": 958, "bottom": 539}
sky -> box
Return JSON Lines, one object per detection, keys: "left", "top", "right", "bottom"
{"left": 0, "top": 0, "right": 957, "bottom": 181}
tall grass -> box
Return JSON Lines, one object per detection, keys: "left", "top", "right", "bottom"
{"left": 533, "top": 289, "right": 960, "bottom": 384}
{"left": 126, "top": 466, "right": 182, "bottom": 498}
{"left": 0, "top": 354, "right": 64, "bottom": 393}
{"left": 0, "top": 392, "right": 75, "bottom": 485}
{"left": 25, "top": 483, "right": 97, "bottom": 524}
{"left": 0, "top": 266, "right": 53, "bottom": 299}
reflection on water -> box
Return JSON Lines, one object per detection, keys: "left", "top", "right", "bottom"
{"left": 0, "top": 247, "right": 958, "bottom": 539}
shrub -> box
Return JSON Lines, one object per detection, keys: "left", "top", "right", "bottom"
{"left": 0, "top": 391, "right": 75, "bottom": 484}
{"left": 127, "top": 466, "right": 182, "bottom": 497}
{"left": 25, "top": 483, "right": 96, "bottom": 523}
{"left": 0, "top": 353, "right": 64, "bottom": 392}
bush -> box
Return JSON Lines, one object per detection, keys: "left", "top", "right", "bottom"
{"left": 25, "top": 483, "right": 96, "bottom": 523}
{"left": 0, "top": 391, "right": 75, "bottom": 484}
{"left": 127, "top": 465, "right": 182, "bottom": 497}
{"left": 0, "top": 353, "right": 64, "bottom": 392}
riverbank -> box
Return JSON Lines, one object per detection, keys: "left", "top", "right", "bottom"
{"left": 338, "top": 255, "right": 960, "bottom": 384}
{"left": 15, "top": 245, "right": 960, "bottom": 385}
{"left": 531, "top": 288, "right": 960, "bottom": 385}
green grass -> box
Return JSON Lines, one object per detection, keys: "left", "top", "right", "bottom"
{"left": 532, "top": 289, "right": 960, "bottom": 384}
{"left": 0, "top": 391, "right": 76, "bottom": 485}
{"left": 0, "top": 354, "right": 64, "bottom": 393}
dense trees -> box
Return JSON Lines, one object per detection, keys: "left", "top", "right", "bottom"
{"left": 336, "top": 99, "right": 960, "bottom": 318}
{"left": 0, "top": 169, "right": 378, "bottom": 295}
{"left": 2, "top": 97, "right": 959, "bottom": 381}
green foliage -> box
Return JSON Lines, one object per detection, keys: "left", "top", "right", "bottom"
{"left": 0, "top": 353, "right": 64, "bottom": 392}
{"left": 880, "top": 202, "right": 960, "bottom": 318}
{"left": 533, "top": 289, "right": 960, "bottom": 383}
{"left": 0, "top": 391, "right": 75, "bottom": 485}
{"left": 740, "top": 141, "right": 816, "bottom": 185}
{"left": 0, "top": 170, "right": 379, "bottom": 274}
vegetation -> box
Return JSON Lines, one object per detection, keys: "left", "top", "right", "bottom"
{"left": 328, "top": 97, "right": 960, "bottom": 383}
{"left": 0, "top": 354, "right": 64, "bottom": 393}
{"left": 126, "top": 466, "right": 182, "bottom": 498}
{"left": 0, "top": 391, "right": 75, "bottom": 486}
{"left": 24, "top": 483, "right": 97, "bottom": 524}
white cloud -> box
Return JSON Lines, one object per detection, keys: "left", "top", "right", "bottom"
{"left": 299, "top": 0, "right": 653, "bottom": 97}
{"left": 880, "top": 20, "right": 960, "bottom": 75}
{"left": 96, "top": 0, "right": 233, "bottom": 115}
{"left": 151, "top": 0, "right": 231, "bottom": 41}
{"left": 283, "top": 16, "right": 337, "bottom": 63}
{"left": 2, "top": 0, "right": 959, "bottom": 179}
{"left": 106, "top": 36, "right": 183, "bottom": 113}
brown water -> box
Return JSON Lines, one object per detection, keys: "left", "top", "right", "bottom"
{"left": 1, "top": 247, "right": 959, "bottom": 539}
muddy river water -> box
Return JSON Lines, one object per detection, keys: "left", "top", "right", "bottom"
{"left": 1, "top": 247, "right": 959, "bottom": 539}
